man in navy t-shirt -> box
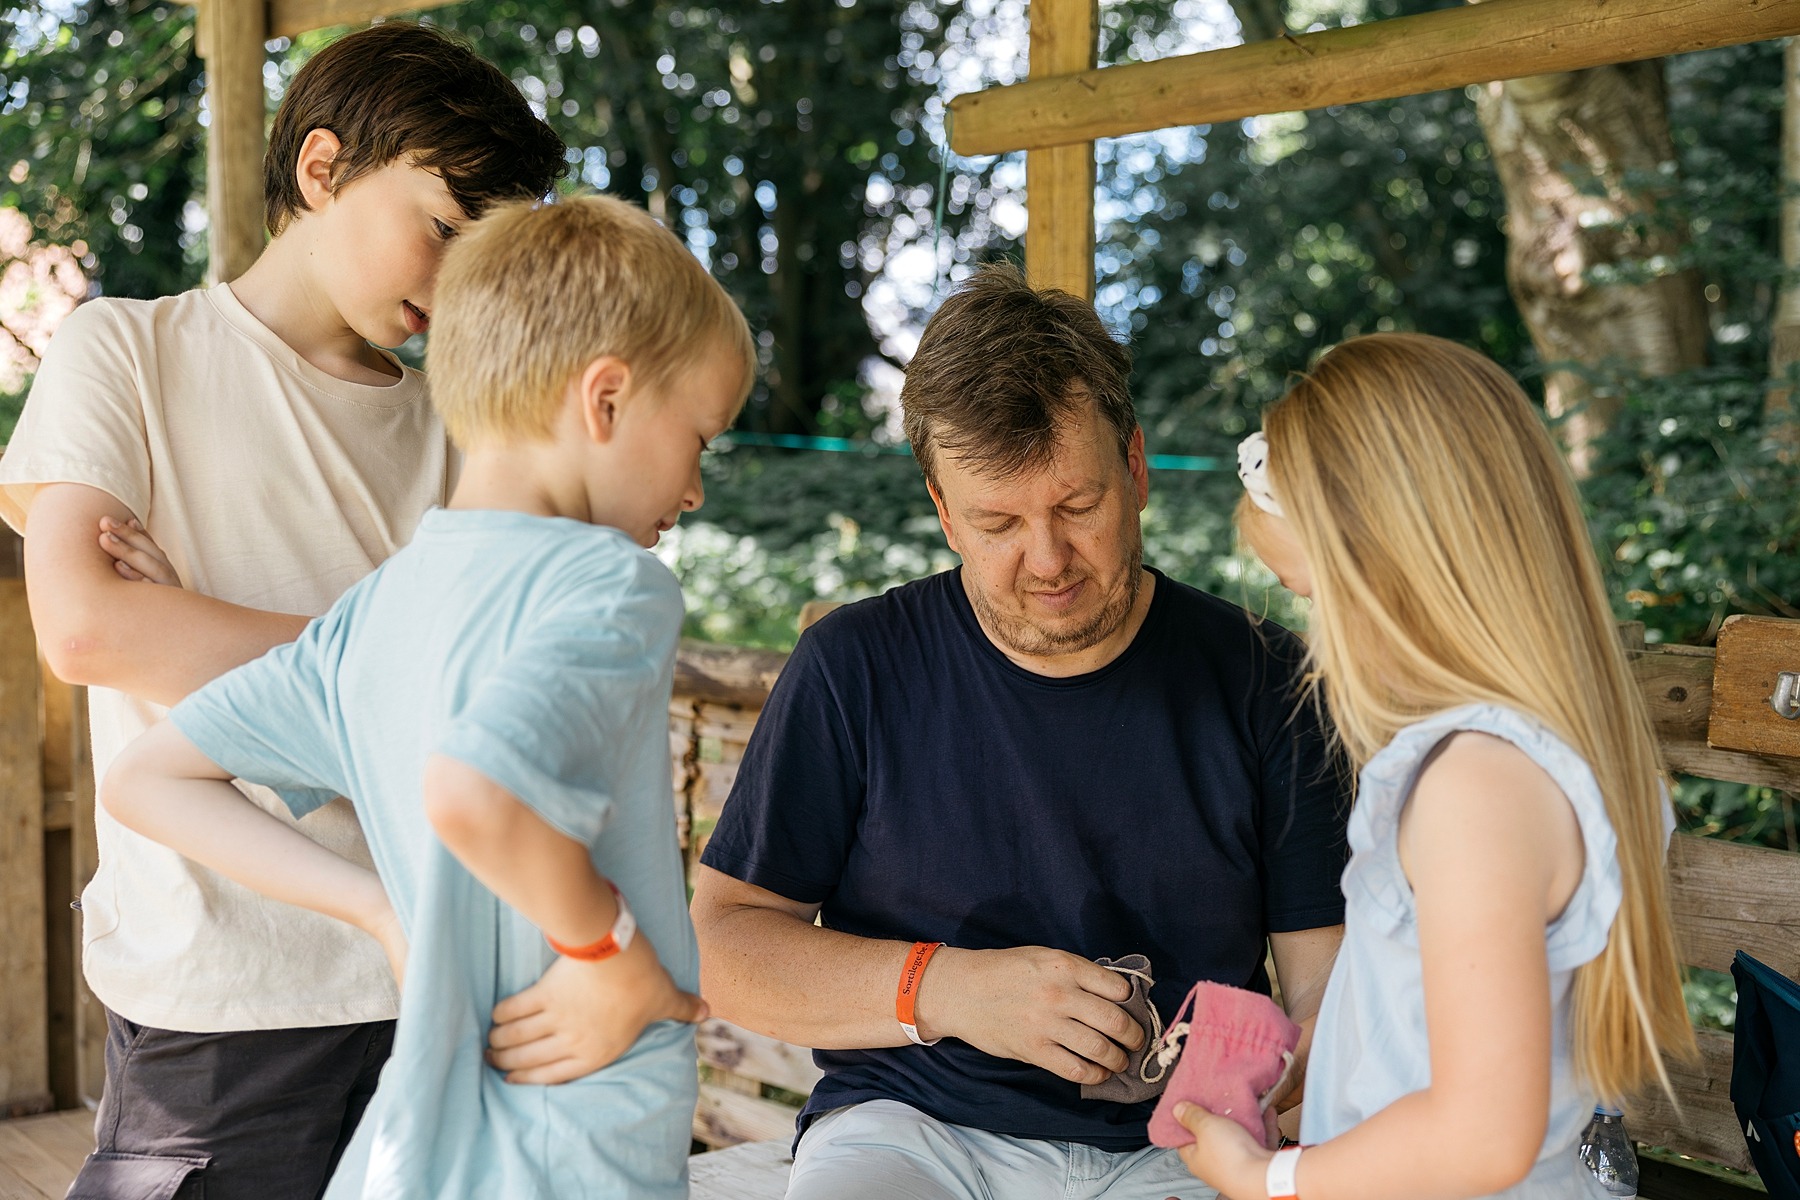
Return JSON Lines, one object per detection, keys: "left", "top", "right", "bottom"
{"left": 692, "top": 263, "right": 1349, "bottom": 1200}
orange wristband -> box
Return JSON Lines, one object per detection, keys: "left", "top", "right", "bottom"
{"left": 897, "top": 941, "right": 944, "bottom": 1046}
{"left": 545, "top": 882, "right": 636, "bottom": 962}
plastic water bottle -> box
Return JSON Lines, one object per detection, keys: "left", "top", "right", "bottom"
{"left": 1578, "top": 1106, "right": 1639, "bottom": 1197}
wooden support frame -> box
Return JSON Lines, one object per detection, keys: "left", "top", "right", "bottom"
{"left": 197, "top": 0, "right": 271, "bottom": 283}
{"left": 1025, "top": 0, "right": 1098, "bottom": 301}
{"left": 951, "top": 0, "right": 1800, "bottom": 157}
{"left": 0, "top": 581, "right": 49, "bottom": 1118}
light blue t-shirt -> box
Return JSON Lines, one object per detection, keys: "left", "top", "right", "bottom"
{"left": 1300, "top": 704, "right": 1639, "bottom": 1198}
{"left": 173, "top": 508, "right": 700, "bottom": 1200}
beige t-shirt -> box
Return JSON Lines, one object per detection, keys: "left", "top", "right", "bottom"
{"left": 0, "top": 283, "right": 450, "bottom": 1032}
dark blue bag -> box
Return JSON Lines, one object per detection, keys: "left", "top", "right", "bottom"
{"left": 1732, "top": 950, "right": 1800, "bottom": 1197}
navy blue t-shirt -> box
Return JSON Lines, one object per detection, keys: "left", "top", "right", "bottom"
{"left": 700, "top": 566, "right": 1349, "bottom": 1151}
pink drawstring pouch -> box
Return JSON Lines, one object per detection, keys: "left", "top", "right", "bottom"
{"left": 1145, "top": 980, "right": 1300, "bottom": 1150}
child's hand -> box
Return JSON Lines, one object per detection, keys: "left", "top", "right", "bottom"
{"left": 484, "top": 933, "right": 708, "bottom": 1084}
{"left": 98, "top": 516, "right": 182, "bottom": 586}
{"left": 1172, "top": 1101, "right": 1274, "bottom": 1199}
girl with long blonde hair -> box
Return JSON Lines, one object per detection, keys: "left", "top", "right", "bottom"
{"left": 1174, "top": 333, "right": 1694, "bottom": 1199}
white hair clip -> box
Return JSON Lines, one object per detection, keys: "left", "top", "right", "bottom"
{"left": 1236, "top": 431, "right": 1284, "bottom": 517}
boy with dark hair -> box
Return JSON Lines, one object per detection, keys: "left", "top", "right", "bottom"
{"left": 0, "top": 22, "right": 564, "bottom": 1200}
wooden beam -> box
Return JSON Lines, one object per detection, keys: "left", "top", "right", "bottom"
{"left": 1024, "top": 0, "right": 1097, "bottom": 300}
{"left": 199, "top": 0, "right": 269, "bottom": 282}
{"left": 1708, "top": 614, "right": 1800, "bottom": 758}
{"left": 270, "top": 0, "right": 457, "bottom": 38}
{"left": 0, "top": 580, "right": 49, "bottom": 1117}
{"left": 1668, "top": 833, "right": 1800, "bottom": 979}
{"left": 174, "top": 0, "right": 459, "bottom": 40}
{"left": 949, "top": 0, "right": 1800, "bottom": 156}
{"left": 1622, "top": 1028, "right": 1748, "bottom": 1174}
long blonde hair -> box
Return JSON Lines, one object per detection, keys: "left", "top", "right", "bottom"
{"left": 1260, "top": 332, "right": 1694, "bottom": 1103}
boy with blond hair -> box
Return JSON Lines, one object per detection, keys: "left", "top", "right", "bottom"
{"left": 0, "top": 23, "right": 565, "bottom": 1197}
{"left": 103, "top": 193, "right": 753, "bottom": 1200}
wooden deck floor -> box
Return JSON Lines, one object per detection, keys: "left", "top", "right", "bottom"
{"left": 0, "top": 1110, "right": 93, "bottom": 1199}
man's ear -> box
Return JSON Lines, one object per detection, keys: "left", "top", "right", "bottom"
{"left": 576, "top": 357, "right": 633, "bottom": 445}
{"left": 926, "top": 478, "right": 962, "bottom": 555}
{"left": 1126, "top": 425, "right": 1150, "bottom": 511}
{"left": 294, "top": 129, "right": 344, "bottom": 215}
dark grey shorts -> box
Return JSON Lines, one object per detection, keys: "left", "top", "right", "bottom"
{"left": 67, "top": 1008, "right": 394, "bottom": 1200}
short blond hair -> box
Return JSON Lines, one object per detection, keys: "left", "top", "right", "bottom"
{"left": 428, "top": 193, "right": 754, "bottom": 446}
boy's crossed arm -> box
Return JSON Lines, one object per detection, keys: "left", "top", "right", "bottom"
{"left": 423, "top": 755, "right": 708, "bottom": 1084}
{"left": 28, "top": 482, "right": 311, "bottom": 706}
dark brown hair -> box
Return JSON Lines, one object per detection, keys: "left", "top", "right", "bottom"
{"left": 264, "top": 23, "right": 567, "bottom": 235}
{"left": 900, "top": 261, "right": 1136, "bottom": 487}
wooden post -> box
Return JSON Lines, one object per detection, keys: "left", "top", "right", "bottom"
{"left": 1024, "top": 0, "right": 1097, "bottom": 301}
{"left": 0, "top": 579, "right": 49, "bottom": 1117}
{"left": 199, "top": 0, "right": 269, "bottom": 283}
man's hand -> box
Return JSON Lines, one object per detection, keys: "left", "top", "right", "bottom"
{"left": 915, "top": 945, "right": 1142, "bottom": 1085}
{"left": 485, "top": 934, "right": 708, "bottom": 1085}
{"left": 98, "top": 515, "right": 182, "bottom": 586}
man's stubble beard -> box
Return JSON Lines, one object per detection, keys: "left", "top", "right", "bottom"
{"left": 968, "top": 527, "right": 1145, "bottom": 661}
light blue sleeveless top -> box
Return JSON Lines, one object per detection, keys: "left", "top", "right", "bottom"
{"left": 1299, "top": 704, "right": 1629, "bottom": 1195}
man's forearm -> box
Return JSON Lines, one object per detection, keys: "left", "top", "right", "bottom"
{"left": 693, "top": 896, "right": 920, "bottom": 1049}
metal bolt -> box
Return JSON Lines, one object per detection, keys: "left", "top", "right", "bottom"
{"left": 1772, "top": 672, "right": 1800, "bottom": 721}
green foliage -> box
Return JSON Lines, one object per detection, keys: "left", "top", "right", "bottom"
{"left": 0, "top": 0, "right": 206, "bottom": 298}
{"left": 1583, "top": 365, "right": 1800, "bottom": 646}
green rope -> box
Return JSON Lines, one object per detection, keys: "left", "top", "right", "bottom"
{"left": 717, "top": 431, "right": 1225, "bottom": 471}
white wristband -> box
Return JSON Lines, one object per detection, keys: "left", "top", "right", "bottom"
{"left": 1266, "top": 1145, "right": 1303, "bottom": 1200}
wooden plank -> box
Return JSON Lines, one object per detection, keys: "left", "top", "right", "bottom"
{"left": 198, "top": 0, "right": 268, "bottom": 283}
{"left": 797, "top": 601, "right": 844, "bottom": 634}
{"left": 693, "top": 1084, "right": 801, "bottom": 1149}
{"left": 41, "top": 829, "right": 75, "bottom": 1109}
{"left": 675, "top": 642, "right": 790, "bottom": 709}
{"left": 1024, "top": 0, "right": 1097, "bottom": 301}
{"left": 0, "top": 582, "right": 48, "bottom": 1117}
{"left": 270, "top": 0, "right": 457, "bottom": 37}
{"left": 1667, "top": 833, "right": 1800, "bottom": 978}
{"left": 948, "top": 0, "right": 1800, "bottom": 156}
{"left": 64, "top": 689, "right": 103, "bottom": 1109}
{"left": 13, "top": 1112, "right": 92, "bottom": 1176}
{"left": 40, "top": 669, "right": 69, "bottom": 796}
{"left": 689, "top": 1138, "right": 793, "bottom": 1200}
{"left": 1709, "top": 615, "right": 1800, "bottom": 758}
{"left": 172, "top": 0, "right": 459, "bottom": 39}
{"left": 694, "top": 704, "right": 763, "bottom": 749}
{"left": 1630, "top": 647, "right": 1800, "bottom": 792}
{"left": 0, "top": 1120, "right": 76, "bottom": 1199}
{"left": 697, "top": 1020, "right": 825, "bottom": 1097}
{"left": 1624, "top": 1029, "right": 1749, "bottom": 1174}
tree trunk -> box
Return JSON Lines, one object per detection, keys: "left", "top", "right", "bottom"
{"left": 1228, "top": 0, "right": 1286, "bottom": 43}
{"left": 1769, "top": 37, "right": 1800, "bottom": 445}
{"left": 1473, "top": 50, "right": 1709, "bottom": 474}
